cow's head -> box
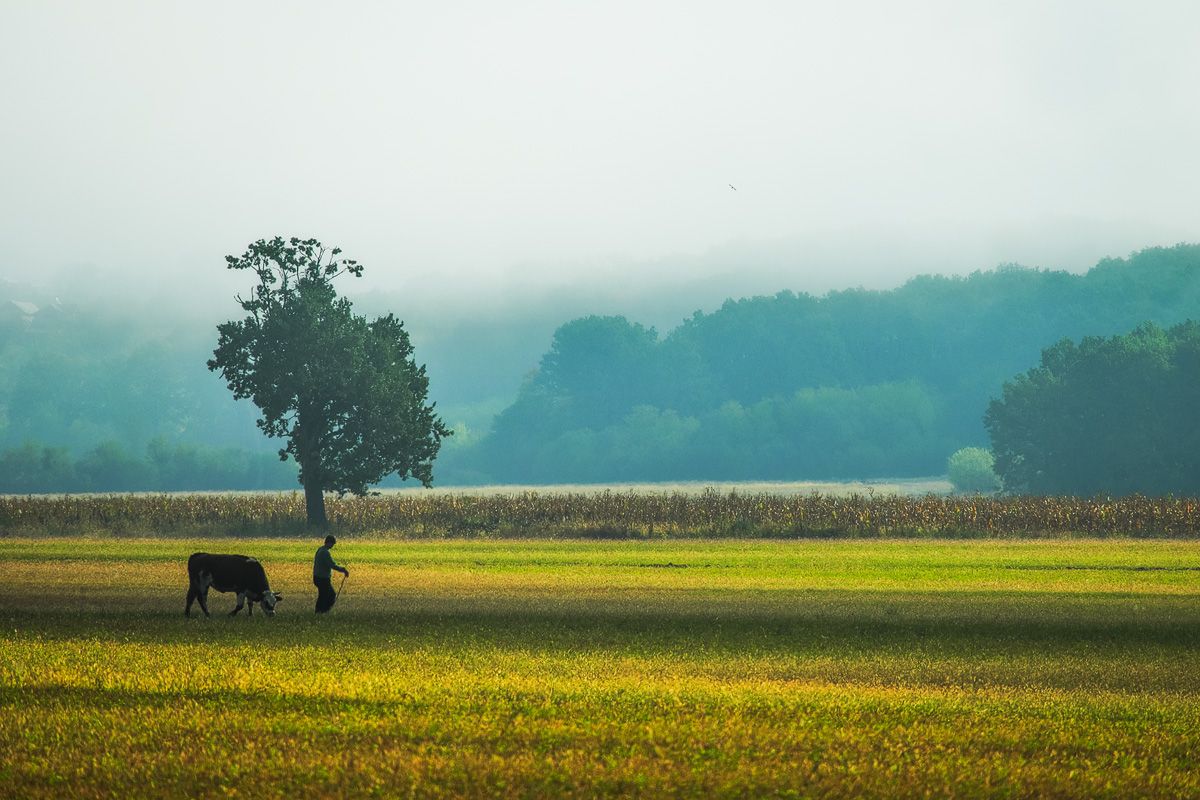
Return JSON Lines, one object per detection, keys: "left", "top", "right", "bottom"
{"left": 261, "top": 590, "right": 282, "bottom": 616}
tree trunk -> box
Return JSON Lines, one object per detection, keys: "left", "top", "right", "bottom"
{"left": 304, "top": 480, "right": 328, "bottom": 529}
{"left": 297, "top": 403, "right": 328, "bottom": 529}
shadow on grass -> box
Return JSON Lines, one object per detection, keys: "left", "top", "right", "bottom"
{"left": 0, "top": 683, "right": 419, "bottom": 718}
{"left": 5, "top": 588, "right": 1199, "bottom": 653}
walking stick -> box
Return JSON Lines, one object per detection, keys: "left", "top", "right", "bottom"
{"left": 336, "top": 572, "right": 347, "bottom": 603}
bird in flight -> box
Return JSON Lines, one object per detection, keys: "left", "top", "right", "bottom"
{"left": 729, "top": 184, "right": 737, "bottom": 191}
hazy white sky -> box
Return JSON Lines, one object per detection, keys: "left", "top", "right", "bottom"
{"left": 2, "top": 0, "right": 1198, "bottom": 309}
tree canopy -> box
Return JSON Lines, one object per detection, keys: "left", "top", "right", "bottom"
{"left": 985, "top": 321, "right": 1200, "bottom": 495}
{"left": 208, "top": 237, "right": 450, "bottom": 526}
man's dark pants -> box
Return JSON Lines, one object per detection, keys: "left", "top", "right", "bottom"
{"left": 314, "top": 576, "right": 336, "bottom": 613}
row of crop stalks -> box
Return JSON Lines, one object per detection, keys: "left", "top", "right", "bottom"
{"left": 1, "top": 490, "right": 1198, "bottom": 537}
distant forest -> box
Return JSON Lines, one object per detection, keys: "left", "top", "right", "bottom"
{"left": 448, "top": 244, "right": 1200, "bottom": 484}
{"left": 0, "top": 244, "right": 1197, "bottom": 491}
{"left": 0, "top": 300, "right": 296, "bottom": 491}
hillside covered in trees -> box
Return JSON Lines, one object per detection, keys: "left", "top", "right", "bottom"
{"left": 447, "top": 245, "right": 1200, "bottom": 484}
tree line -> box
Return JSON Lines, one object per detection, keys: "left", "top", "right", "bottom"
{"left": 0, "top": 438, "right": 297, "bottom": 493}
{"left": 451, "top": 244, "right": 1200, "bottom": 485}
{"left": 2, "top": 242, "right": 1198, "bottom": 496}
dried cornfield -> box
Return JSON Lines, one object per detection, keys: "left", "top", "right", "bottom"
{"left": 1, "top": 490, "right": 1198, "bottom": 538}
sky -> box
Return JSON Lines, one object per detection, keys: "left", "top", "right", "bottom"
{"left": 2, "top": 0, "right": 1199, "bottom": 315}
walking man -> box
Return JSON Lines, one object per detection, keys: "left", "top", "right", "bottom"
{"left": 313, "top": 534, "right": 349, "bottom": 613}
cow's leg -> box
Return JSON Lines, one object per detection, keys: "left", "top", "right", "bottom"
{"left": 185, "top": 583, "right": 197, "bottom": 617}
{"left": 230, "top": 592, "right": 246, "bottom": 616}
{"left": 197, "top": 587, "right": 211, "bottom": 618}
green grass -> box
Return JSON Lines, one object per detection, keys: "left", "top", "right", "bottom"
{"left": 2, "top": 538, "right": 1199, "bottom": 798}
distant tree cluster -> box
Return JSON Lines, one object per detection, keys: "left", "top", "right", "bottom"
{"left": 468, "top": 367, "right": 949, "bottom": 482}
{"left": 0, "top": 321, "right": 265, "bottom": 454}
{"left": 986, "top": 322, "right": 1200, "bottom": 495}
{"left": 451, "top": 245, "right": 1200, "bottom": 484}
{"left": 0, "top": 438, "right": 297, "bottom": 493}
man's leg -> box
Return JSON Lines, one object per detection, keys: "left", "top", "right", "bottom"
{"left": 315, "top": 577, "right": 335, "bottom": 613}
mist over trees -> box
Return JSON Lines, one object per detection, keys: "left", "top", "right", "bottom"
{"left": 0, "top": 298, "right": 299, "bottom": 492}
{"left": 0, "top": 244, "right": 1198, "bottom": 492}
{"left": 0, "top": 284, "right": 268, "bottom": 451}
{"left": 448, "top": 244, "right": 1200, "bottom": 485}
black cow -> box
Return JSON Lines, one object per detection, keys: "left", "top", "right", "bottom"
{"left": 185, "top": 553, "right": 282, "bottom": 617}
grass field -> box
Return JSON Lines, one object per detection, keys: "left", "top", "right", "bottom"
{"left": 2, "top": 537, "right": 1199, "bottom": 798}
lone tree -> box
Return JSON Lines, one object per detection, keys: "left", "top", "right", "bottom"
{"left": 208, "top": 237, "right": 450, "bottom": 527}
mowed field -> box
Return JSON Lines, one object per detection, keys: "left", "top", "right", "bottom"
{"left": 2, "top": 538, "right": 1199, "bottom": 798}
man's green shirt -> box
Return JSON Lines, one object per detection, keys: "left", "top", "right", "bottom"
{"left": 313, "top": 545, "right": 340, "bottom": 581}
